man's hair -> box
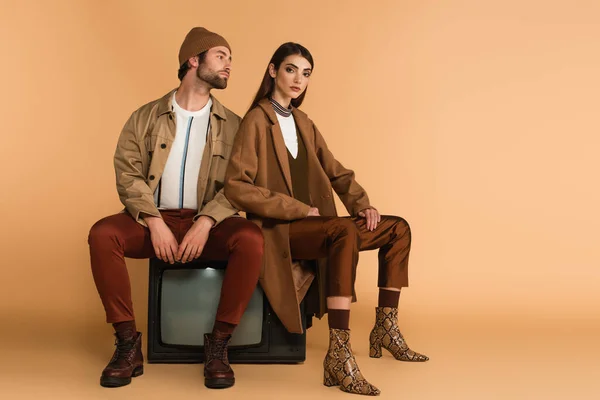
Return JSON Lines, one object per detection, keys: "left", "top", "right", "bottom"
{"left": 177, "top": 51, "right": 207, "bottom": 81}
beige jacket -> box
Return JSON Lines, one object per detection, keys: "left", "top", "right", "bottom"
{"left": 224, "top": 98, "right": 371, "bottom": 333}
{"left": 114, "top": 89, "right": 241, "bottom": 226}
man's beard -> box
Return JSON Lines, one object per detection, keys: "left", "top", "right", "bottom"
{"left": 197, "top": 66, "right": 228, "bottom": 89}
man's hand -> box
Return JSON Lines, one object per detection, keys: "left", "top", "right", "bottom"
{"left": 358, "top": 207, "right": 381, "bottom": 231}
{"left": 307, "top": 207, "right": 320, "bottom": 217}
{"left": 176, "top": 216, "right": 214, "bottom": 263}
{"left": 145, "top": 216, "right": 178, "bottom": 264}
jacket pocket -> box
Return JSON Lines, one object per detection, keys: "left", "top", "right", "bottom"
{"left": 211, "top": 140, "right": 232, "bottom": 159}
{"left": 210, "top": 140, "right": 233, "bottom": 189}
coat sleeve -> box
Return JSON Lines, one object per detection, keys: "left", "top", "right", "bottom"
{"left": 313, "top": 122, "right": 372, "bottom": 216}
{"left": 113, "top": 112, "right": 161, "bottom": 225}
{"left": 224, "top": 116, "right": 311, "bottom": 220}
{"left": 196, "top": 189, "right": 238, "bottom": 226}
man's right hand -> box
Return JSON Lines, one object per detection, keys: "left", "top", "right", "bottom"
{"left": 307, "top": 207, "right": 320, "bottom": 217}
{"left": 144, "top": 216, "right": 178, "bottom": 264}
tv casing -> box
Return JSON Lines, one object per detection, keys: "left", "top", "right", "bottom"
{"left": 147, "top": 258, "right": 308, "bottom": 363}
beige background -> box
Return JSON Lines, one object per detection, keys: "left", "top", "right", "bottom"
{"left": 1, "top": 0, "right": 599, "bottom": 399}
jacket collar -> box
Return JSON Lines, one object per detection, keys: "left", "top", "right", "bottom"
{"left": 156, "top": 88, "right": 228, "bottom": 120}
{"left": 257, "top": 97, "right": 279, "bottom": 124}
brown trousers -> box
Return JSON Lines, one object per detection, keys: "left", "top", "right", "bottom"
{"left": 88, "top": 210, "right": 263, "bottom": 325}
{"left": 289, "top": 215, "right": 410, "bottom": 297}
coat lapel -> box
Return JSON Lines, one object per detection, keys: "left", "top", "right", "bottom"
{"left": 258, "top": 99, "right": 294, "bottom": 196}
{"left": 292, "top": 108, "right": 316, "bottom": 161}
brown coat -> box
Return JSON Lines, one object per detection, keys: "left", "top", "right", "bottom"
{"left": 114, "top": 89, "right": 241, "bottom": 226}
{"left": 224, "top": 98, "right": 371, "bottom": 333}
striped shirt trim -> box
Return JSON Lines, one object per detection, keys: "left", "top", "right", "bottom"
{"left": 179, "top": 116, "right": 194, "bottom": 208}
{"left": 270, "top": 98, "right": 293, "bottom": 117}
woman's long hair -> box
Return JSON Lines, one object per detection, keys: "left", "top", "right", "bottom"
{"left": 248, "top": 42, "right": 314, "bottom": 112}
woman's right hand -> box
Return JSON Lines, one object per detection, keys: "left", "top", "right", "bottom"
{"left": 307, "top": 207, "right": 320, "bottom": 217}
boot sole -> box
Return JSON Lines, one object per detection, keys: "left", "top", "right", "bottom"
{"left": 100, "top": 366, "right": 144, "bottom": 388}
{"left": 205, "top": 377, "right": 235, "bottom": 389}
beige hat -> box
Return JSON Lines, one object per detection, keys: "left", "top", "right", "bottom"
{"left": 178, "top": 27, "right": 231, "bottom": 66}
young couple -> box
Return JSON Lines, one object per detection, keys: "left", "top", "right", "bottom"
{"left": 89, "top": 27, "right": 428, "bottom": 396}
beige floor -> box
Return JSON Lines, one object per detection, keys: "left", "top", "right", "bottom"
{"left": 2, "top": 311, "right": 598, "bottom": 400}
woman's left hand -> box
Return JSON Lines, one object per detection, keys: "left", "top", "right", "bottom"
{"left": 358, "top": 207, "right": 381, "bottom": 231}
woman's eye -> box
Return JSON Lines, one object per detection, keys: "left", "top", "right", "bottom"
{"left": 286, "top": 67, "right": 294, "bottom": 73}
{"left": 304, "top": 72, "right": 311, "bottom": 77}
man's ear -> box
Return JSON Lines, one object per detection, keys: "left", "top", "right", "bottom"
{"left": 188, "top": 56, "right": 200, "bottom": 69}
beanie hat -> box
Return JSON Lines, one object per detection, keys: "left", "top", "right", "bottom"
{"left": 178, "top": 27, "right": 231, "bottom": 66}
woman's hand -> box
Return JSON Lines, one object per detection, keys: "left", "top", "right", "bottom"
{"left": 307, "top": 207, "right": 321, "bottom": 217}
{"left": 358, "top": 207, "right": 380, "bottom": 231}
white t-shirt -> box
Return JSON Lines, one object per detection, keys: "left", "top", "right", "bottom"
{"left": 276, "top": 113, "right": 298, "bottom": 159}
{"left": 154, "top": 93, "right": 212, "bottom": 209}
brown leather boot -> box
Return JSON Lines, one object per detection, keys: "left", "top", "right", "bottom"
{"left": 203, "top": 332, "right": 234, "bottom": 389}
{"left": 369, "top": 307, "right": 429, "bottom": 361}
{"left": 100, "top": 332, "right": 144, "bottom": 387}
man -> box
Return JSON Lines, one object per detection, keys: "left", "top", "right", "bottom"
{"left": 88, "top": 27, "right": 262, "bottom": 389}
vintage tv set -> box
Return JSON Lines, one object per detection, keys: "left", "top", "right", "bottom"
{"left": 147, "top": 258, "right": 309, "bottom": 363}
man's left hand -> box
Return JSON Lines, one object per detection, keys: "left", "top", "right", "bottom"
{"left": 177, "top": 216, "right": 214, "bottom": 263}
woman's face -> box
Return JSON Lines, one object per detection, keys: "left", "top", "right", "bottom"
{"left": 269, "top": 54, "right": 312, "bottom": 101}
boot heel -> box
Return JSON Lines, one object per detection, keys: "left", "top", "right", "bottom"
{"left": 132, "top": 366, "right": 144, "bottom": 377}
{"left": 369, "top": 340, "right": 383, "bottom": 358}
{"left": 323, "top": 369, "right": 338, "bottom": 387}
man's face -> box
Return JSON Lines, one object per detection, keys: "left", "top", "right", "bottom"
{"left": 196, "top": 46, "right": 232, "bottom": 89}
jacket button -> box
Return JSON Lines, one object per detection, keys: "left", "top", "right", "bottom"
{"left": 160, "top": 143, "right": 166, "bottom": 149}
{"left": 282, "top": 251, "right": 289, "bottom": 258}
{"left": 149, "top": 175, "right": 155, "bottom": 180}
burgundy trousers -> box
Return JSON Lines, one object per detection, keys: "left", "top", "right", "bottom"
{"left": 88, "top": 210, "right": 263, "bottom": 325}
{"left": 289, "top": 215, "right": 411, "bottom": 297}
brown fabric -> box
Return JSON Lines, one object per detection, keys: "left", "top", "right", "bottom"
{"left": 378, "top": 288, "right": 401, "bottom": 308}
{"left": 289, "top": 215, "right": 411, "bottom": 296}
{"left": 178, "top": 27, "right": 231, "bottom": 66}
{"left": 113, "top": 321, "right": 137, "bottom": 339}
{"left": 114, "top": 90, "right": 241, "bottom": 227}
{"left": 212, "top": 320, "right": 236, "bottom": 336}
{"left": 224, "top": 98, "right": 371, "bottom": 333}
{"left": 287, "top": 132, "right": 311, "bottom": 206}
{"left": 89, "top": 211, "right": 263, "bottom": 325}
{"left": 327, "top": 309, "right": 350, "bottom": 330}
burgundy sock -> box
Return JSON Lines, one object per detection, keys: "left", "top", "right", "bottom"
{"left": 378, "top": 289, "right": 401, "bottom": 308}
{"left": 212, "top": 320, "right": 236, "bottom": 336}
{"left": 112, "top": 320, "right": 137, "bottom": 340}
{"left": 327, "top": 309, "right": 350, "bottom": 330}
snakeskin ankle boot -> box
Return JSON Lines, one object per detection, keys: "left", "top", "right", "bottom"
{"left": 369, "top": 307, "right": 429, "bottom": 361}
{"left": 323, "top": 328, "right": 380, "bottom": 396}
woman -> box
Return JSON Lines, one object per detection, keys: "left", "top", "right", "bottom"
{"left": 224, "top": 43, "right": 428, "bottom": 396}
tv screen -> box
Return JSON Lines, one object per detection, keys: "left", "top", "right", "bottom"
{"left": 160, "top": 268, "right": 264, "bottom": 347}
{"left": 147, "top": 258, "right": 307, "bottom": 364}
